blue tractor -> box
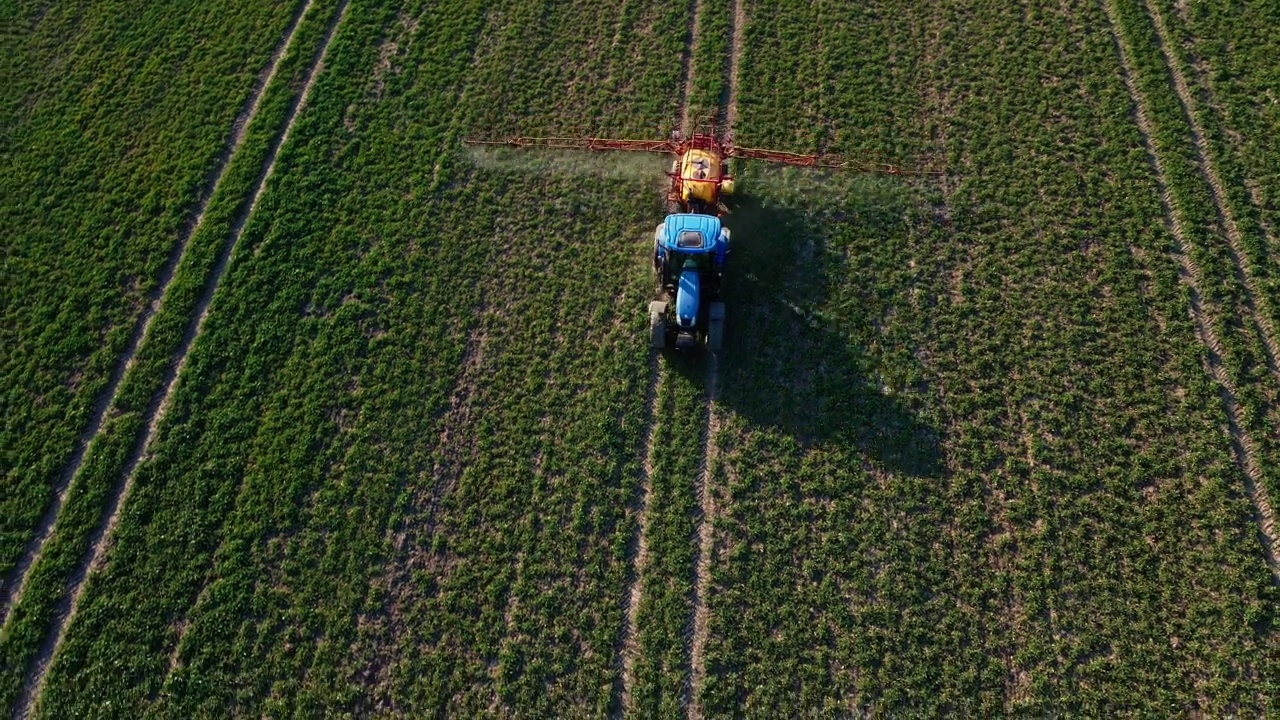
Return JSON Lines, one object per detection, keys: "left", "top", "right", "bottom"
{"left": 650, "top": 213, "right": 730, "bottom": 351}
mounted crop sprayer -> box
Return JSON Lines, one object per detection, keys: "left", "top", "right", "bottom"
{"left": 464, "top": 114, "right": 941, "bottom": 351}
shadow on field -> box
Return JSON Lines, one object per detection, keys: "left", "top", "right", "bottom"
{"left": 691, "top": 192, "right": 943, "bottom": 478}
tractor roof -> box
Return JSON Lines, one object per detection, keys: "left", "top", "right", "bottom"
{"left": 661, "top": 213, "right": 721, "bottom": 253}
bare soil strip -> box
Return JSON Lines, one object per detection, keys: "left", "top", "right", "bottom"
{"left": 0, "top": 0, "right": 315, "bottom": 629}
{"left": 12, "top": 3, "right": 352, "bottom": 716}
{"left": 687, "top": 2, "right": 741, "bottom": 713}
{"left": 722, "top": 0, "right": 745, "bottom": 136}
{"left": 613, "top": 354, "right": 661, "bottom": 717}
{"left": 613, "top": 2, "right": 703, "bottom": 714}
{"left": 1141, "top": 0, "right": 1280, "bottom": 383}
{"left": 685, "top": 359, "right": 720, "bottom": 720}
{"left": 1102, "top": 0, "right": 1279, "bottom": 581}
{"left": 678, "top": 0, "right": 701, "bottom": 135}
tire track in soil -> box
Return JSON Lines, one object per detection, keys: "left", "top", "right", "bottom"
{"left": 11, "top": 3, "right": 352, "bottom": 716}
{"left": 1163, "top": 2, "right": 1280, "bottom": 272}
{"left": 1102, "top": 0, "right": 1278, "bottom": 582}
{"left": 1140, "top": 0, "right": 1280, "bottom": 386}
{"left": 684, "top": 363, "right": 719, "bottom": 720}
{"left": 687, "top": 2, "right": 741, "bottom": 716}
{"left": 613, "top": 1, "right": 701, "bottom": 715}
{"left": 613, "top": 353, "right": 661, "bottom": 717}
{"left": 0, "top": 0, "right": 315, "bottom": 630}
{"left": 678, "top": 0, "right": 701, "bottom": 135}
{"left": 155, "top": 0, "right": 354, "bottom": 690}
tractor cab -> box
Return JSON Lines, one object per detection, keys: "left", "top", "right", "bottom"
{"left": 649, "top": 214, "right": 730, "bottom": 351}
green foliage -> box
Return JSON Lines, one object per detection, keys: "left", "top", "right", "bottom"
{"left": 6, "top": 0, "right": 1278, "bottom": 714}
{"left": 17, "top": 0, "right": 688, "bottom": 715}
{"left": 699, "top": 0, "right": 1278, "bottom": 714}
{"left": 2, "top": 0, "right": 301, "bottom": 583}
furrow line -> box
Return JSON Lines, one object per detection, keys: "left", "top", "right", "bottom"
{"left": 613, "top": 353, "right": 661, "bottom": 718}
{"left": 1102, "top": 0, "right": 1278, "bottom": 582}
{"left": 0, "top": 0, "right": 315, "bottom": 629}
{"left": 686, "top": 2, "right": 741, "bottom": 711}
{"left": 1157, "top": 5, "right": 1280, "bottom": 269}
{"left": 722, "top": 0, "right": 745, "bottom": 138}
{"left": 685, "top": 359, "right": 719, "bottom": 720}
{"left": 1141, "top": 0, "right": 1280, "bottom": 384}
{"left": 11, "top": 3, "right": 352, "bottom": 716}
{"left": 678, "top": 0, "right": 701, "bottom": 135}
{"left": 615, "top": 1, "right": 702, "bottom": 712}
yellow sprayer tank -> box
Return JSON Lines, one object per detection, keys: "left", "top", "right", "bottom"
{"left": 680, "top": 148, "right": 722, "bottom": 205}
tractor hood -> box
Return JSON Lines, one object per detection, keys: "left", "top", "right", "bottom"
{"left": 676, "top": 268, "right": 700, "bottom": 327}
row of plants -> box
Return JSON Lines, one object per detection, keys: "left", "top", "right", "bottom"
{"left": 27, "top": 0, "right": 695, "bottom": 714}
{"left": 628, "top": 358, "right": 707, "bottom": 715}
{"left": 1, "top": 0, "right": 342, "bottom": 714}
{"left": 1128, "top": 0, "right": 1280, "bottom": 497}
{"left": 2, "top": 0, "right": 304, "bottom": 579}
{"left": 1109, "top": 0, "right": 1280, "bottom": 506}
{"left": 683, "top": 0, "right": 729, "bottom": 126}
{"left": 1147, "top": 0, "right": 1280, "bottom": 280}
{"left": 697, "top": 0, "right": 1277, "bottom": 713}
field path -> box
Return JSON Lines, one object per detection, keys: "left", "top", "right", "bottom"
{"left": 1102, "top": 0, "right": 1278, "bottom": 582}
{"left": 723, "top": 0, "right": 745, "bottom": 135}
{"left": 614, "top": 1, "right": 702, "bottom": 715}
{"left": 687, "top": 1, "right": 743, "bottom": 716}
{"left": 11, "top": 2, "right": 352, "bottom": 716}
{"left": 685, "top": 360, "right": 720, "bottom": 720}
{"left": 614, "top": 353, "right": 661, "bottom": 716}
{"left": 1139, "top": 0, "right": 1280, "bottom": 385}
{"left": 678, "top": 0, "right": 701, "bottom": 135}
{"left": 1162, "top": 2, "right": 1280, "bottom": 271}
{"left": 0, "top": 0, "right": 315, "bottom": 630}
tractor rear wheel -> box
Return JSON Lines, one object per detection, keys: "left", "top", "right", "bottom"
{"left": 707, "top": 302, "right": 725, "bottom": 352}
{"left": 649, "top": 302, "right": 668, "bottom": 349}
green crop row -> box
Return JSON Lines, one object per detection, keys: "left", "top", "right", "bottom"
{"left": 1146, "top": 0, "right": 1280, "bottom": 257}
{"left": 21, "top": 0, "right": 693, "bottom": 714}
{"left": 2, "top": 1, "right": 346, "bottom": 715}
{"left": 21, "top": 0, "right": 469, "bottom": 713}
{"left": 1107, "top": 0, "right": 1280, "bottom": 534}
{"left": 627, "top": 360, "right": 706, "bottom": 715}
{"left": 1143, "top": 0, "right": 1280, "bottom": 337}
{"left": 731, "top": 0, "right": 928, "bottom": 161}
{"left": 2, "top": 0, "right": 303, "bottom": 579}
{"left": 684, "top": 0, "right": 729, "bottom": 126}
{"left": 698, "top": 0, "right": 1277, "bottom": 713}
{"left": 1, "top": 0, "right": 345, "bottom": 707}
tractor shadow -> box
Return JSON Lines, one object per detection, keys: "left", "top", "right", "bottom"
{"left": 693, "top": 191, "right": 943, "bottom": 478}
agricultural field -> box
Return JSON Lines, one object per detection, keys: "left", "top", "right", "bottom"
{"left": 3, "top": 0, "right": 1277, "bottom": 716}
